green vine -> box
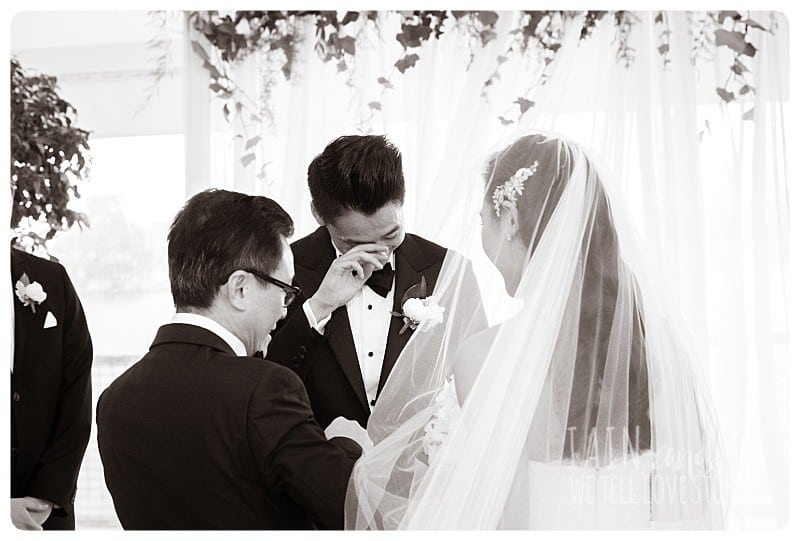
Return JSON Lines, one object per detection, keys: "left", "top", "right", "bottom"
{"left": 714, "top": 11, "right": 772, "bottom": 112}
{"left": 141, "top": 11, "right": 177, "bottom": 112}
{"left": 178, "top": 10, "right": 773, "bottom": 168}
{"left": 655, "top": 11, "right": 672, "bottom": 69}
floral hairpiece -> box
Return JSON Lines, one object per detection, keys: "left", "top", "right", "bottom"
{"left": 492, "top": 161, "right": 539, "bottom": 217}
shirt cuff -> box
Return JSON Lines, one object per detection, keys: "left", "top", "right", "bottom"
{"left": 303, "top": 300, "right": 331, "bottom": 334}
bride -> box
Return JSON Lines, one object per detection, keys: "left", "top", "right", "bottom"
{"left": 344, "top": 133, "right": 726, "bottom": 529}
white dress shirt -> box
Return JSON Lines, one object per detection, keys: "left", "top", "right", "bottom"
{"left": 171, "top": 313, "right": 247, "bottom": 357}
{"left": 303, "top": 246, "right": 395, "bottom": 410}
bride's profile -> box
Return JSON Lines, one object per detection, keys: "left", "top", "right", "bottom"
{"left": 345, "top": 133, "right": 726, "bottom": 530}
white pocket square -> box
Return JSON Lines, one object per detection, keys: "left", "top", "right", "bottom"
{"left": 43, "top": 311, "right": 58, "bottom": 329}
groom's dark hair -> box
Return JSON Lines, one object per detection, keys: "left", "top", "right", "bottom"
{"left": 307, "top": 134, "right": 405, "bottom": 223}
{"left": 167, "top": 189, "right": 293, "bottom": 309}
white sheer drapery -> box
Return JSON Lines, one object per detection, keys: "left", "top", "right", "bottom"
{"left": 201, "top": 10, "right": 788, "bottom": 528}
{"left": 503, "top": 12, "right": 789, "bottom": 527}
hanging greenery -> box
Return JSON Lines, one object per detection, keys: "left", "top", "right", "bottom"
{"left": 11, "top": 58, "right": 91, "bottom": 253}
{"left": 186, "top": 10, "right": 774, "bottom": 168}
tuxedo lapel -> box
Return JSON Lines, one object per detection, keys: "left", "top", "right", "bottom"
{"left": 377, "top": 239, "right": 423, "bottom": 397}
{"left": 11, "top": 249, "right": 32, "bottom": 372}
{"left": 293, "top": 227, "right": 335, "bottom": 295}
{"left": 295, "top": 227, "right": 370, "bottom": 415}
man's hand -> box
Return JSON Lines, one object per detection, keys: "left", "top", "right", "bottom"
{"left": 324, "top": 416, "right": 373, "bottom": 452}
{"left": 308, "top": 244, "right": 389, "bottom": 321}
{"left": 10, "top": 497, "right": 53, "bottom": 530}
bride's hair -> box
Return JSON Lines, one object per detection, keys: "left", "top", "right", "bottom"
{"left": 483, "top": 133, "right": 570, "bottom": 253}
{"left": 484, "top": 134, "right": 651, "bottom": 462}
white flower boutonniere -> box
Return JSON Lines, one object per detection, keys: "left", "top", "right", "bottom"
{"left": 391, "top": 276, "right": 445, "bottom": 335}
{"left": 401, "top": 297, "right": 444, "bottom": 333}
{"left": 15, "top": 272, "right": 48, "bottom": 314}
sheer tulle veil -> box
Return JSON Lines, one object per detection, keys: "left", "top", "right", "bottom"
{"left": 345, "top": 132, "right": 727, "bottom": 529}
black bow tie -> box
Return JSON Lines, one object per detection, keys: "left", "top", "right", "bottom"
{"left": 365, "top": 263, "right": 394, "bottom": 297}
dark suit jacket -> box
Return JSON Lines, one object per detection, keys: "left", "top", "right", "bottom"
{"left": 96, "top": 323, "right": 360, "bottom": 530}
{"left": 10, "top": 247, "right": 93, "bottom": 530}
{"left": 269, "top": 227, "right": 486, "bottom": 429}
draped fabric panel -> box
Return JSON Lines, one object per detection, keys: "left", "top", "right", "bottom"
{"left": 204, "top": 11, "right": 789, "bottom": 527}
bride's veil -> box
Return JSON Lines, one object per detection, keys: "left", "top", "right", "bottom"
{"left": 345, "top": 133, "right": 727, "bottom": 529}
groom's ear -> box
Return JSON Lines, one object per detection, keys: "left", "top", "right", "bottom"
{"left": 310, "top": 202, "right": 324, "bottom": 226}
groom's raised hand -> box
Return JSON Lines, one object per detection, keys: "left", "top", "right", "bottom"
{"left": 308, "top": 244, "right": 389, "bottom": 322}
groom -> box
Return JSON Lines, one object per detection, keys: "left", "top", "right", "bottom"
{"left": 269, "top": 135, "right": 485, "bottom": 429}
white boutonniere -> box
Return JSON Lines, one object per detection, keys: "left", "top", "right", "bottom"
{"left": 391, "top": 276, "right": 445, "bottom": 335}
{"left": 15, "top": 273, "right": 48, "bottom": 314}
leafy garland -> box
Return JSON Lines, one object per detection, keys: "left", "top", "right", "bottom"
{"left": 186, "top": 10, "right": 774, "bottom": 168}
{"left": 714, "top": 11, "right": 769, "bottom": 106}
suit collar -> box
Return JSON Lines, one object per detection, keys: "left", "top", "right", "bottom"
{"left": 393, "top": 233, "right": 436, "bottom": 274}
{"left": 379, "top": 234, "right": 447, "bottom": 396}
{"left": 295, "top": 227, "right": 336, "bottom": 272}
{"left": 378, "top": 247, "right": 423, "bottom": 397}
{"left": 151, "top": 323, "right": 237, "bottom": 356}
{"left": 10, "top": 248, "right": 30, "bottom": 372}
{"left": 170, "top": 313, "right": 247, "bottom": 356}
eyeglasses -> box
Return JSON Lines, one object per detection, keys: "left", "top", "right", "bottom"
{"left": 241, "top": 268, "right": 301, "bottom": 308}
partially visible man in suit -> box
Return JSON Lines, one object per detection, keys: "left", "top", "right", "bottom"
{"left": 268, "top": 135, "right": 486, "bottom": 430}
{"left": 96, "top": 189, "right": 367, "bottom": 530}
{"left": 11, "top": 245, "right": 93, "bottom": 530}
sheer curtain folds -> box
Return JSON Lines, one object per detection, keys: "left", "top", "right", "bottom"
{"left": 199, "top": 11, "right": 787, "bottom": 528}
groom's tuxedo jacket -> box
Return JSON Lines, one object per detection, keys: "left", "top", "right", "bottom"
{"left": 97, "top": 323, "right": 360, "bottom": 530}
{"left": 10, "top": 247, "right": 93, "bottom": 530}
{"left": 269, "top": 227, "right": 486, "bottom": 429}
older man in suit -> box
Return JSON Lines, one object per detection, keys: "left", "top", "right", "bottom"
{"left": 96, "top": 189, "right": 367, "bottom": 530}
{"left": 11, "top": 245, "right": 93, "bottom": 530}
